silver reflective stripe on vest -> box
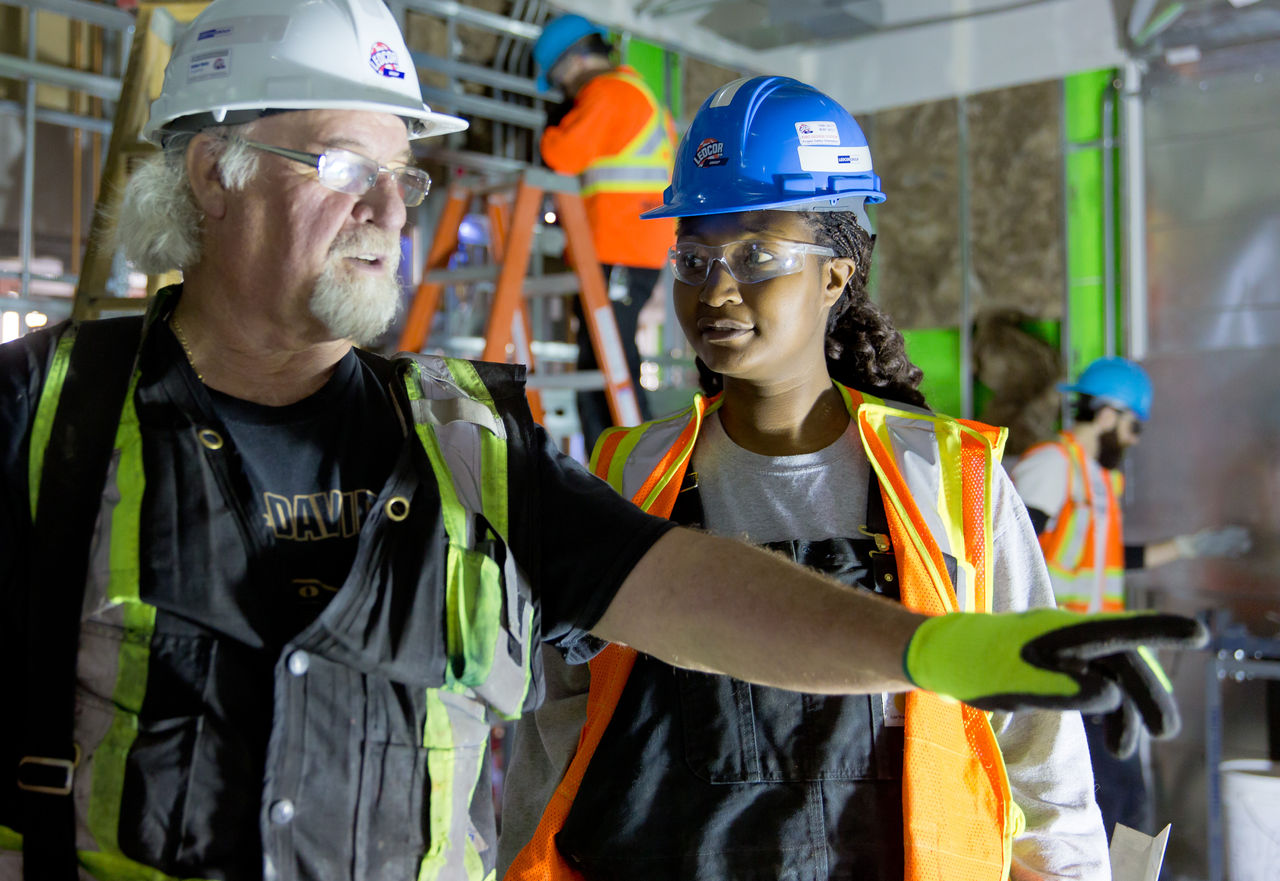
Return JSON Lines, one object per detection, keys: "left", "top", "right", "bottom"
{"left": 403, "top": 354, "right": 533, "bottom": 720}
{"left": 617, "top": 411, "right": 696, "bottom": 501}
{"left": 878, "top": 414, "right": 956, "bottom": 561}
{"left": 580, "top": 165, "right": 672, "bottom": 190}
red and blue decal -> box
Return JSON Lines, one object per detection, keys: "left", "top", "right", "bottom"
{"left": 693, "top": 137, "right": 726, "bottom": 168}
{"left": 369, "top": 42, "right": 406, "bottom": 79}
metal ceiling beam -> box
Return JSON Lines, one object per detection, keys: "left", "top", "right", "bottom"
{"left": 3, "top": 0, "right": 135, "bottom": 31}
{"left": 0, "top": 54, "right": 122, "bottom": 101}
{"left": 400, "top": 0, "right": 542, "bottom": 40}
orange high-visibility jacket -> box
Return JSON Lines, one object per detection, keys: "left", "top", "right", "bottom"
{"left": 506, "top": 385, "right": 1024, "bottom": 881}
{"left": 1018, "top": 432, "right": 1126, "bottom": 613}
{"left": 540, "top": 66, "right": 676, "bottom": 269}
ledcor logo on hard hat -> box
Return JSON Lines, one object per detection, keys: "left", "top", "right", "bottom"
{"left": 693, "top": 138, "right": 726, "bottom": 168}
{"left": 369, "top": 42, "right": 406, "bottom": 80}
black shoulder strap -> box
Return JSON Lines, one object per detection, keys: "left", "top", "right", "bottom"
{"left": 18, "top": 316, "right": 143, "bottom": 880}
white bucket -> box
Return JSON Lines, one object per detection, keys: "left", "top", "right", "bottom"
{"left": 1221, "top": 759, "right": 1280, "bottom": 881}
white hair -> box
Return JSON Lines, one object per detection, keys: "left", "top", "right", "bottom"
{"left": 115, "top": 127, "right": 260, "bottom": 273}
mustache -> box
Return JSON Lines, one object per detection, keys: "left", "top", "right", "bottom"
{"left": 328, "top": 229, "right": 401, "bottom": 263}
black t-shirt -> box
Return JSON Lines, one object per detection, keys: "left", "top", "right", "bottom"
{"left": 206, "top": 349, "right": 402, "bottom": 643}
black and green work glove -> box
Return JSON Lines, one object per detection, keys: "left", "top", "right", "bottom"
{"left": 904, "top": 608, "right": 1208, "bottom": 758}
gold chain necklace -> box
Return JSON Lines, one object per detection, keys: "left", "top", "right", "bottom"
{"left": 170, "top": 314, "right": 205, "bottom": 382}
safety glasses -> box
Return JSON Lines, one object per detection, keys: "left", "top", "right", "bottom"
{"left": 240, "top": 140, "right": 432, "bottom": 206}
{"left": 668, "top": 239, "right": 836, "bottom": 285}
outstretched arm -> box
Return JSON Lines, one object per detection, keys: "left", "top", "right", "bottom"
{"left": 594, "top": 526, "right": 1208, "bottom": 725}
{"left": 593, "top": 527, "right": 923, "bottom": 694}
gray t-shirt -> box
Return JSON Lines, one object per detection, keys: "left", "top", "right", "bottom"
{"left": 694, "top": 412, "right": 870, "bottom": 544}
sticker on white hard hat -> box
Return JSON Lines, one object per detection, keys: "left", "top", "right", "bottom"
{"left": 197, "top": 26, "right": 233, "bottom": 41}
{"left": 797, "top": 145, "right": 872, "bottom": 173}
{"left": 188, "top": 50, "right": 231, "bottom": 84}
{"left": 369, "top": 42, "right": 407, "bottom": 80}
{"left": 795, "top": 121, "right": 839, "bottom": 146}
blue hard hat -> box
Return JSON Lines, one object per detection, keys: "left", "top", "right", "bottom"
{"left": 533, "top": 14, "right": 607, "bottom": 93}
{"left": 640, "top": 75, "right": 885, "bottom": 220}
{"left": 1060, "top": 356, "right": 1153, "bottom": 421}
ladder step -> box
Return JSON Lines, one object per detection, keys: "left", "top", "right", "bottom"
{"left": 526, "top": 370, "right": 608, "bottom": 392}
{"left": 418, "top": 269, "right": 589, "bottom": 300}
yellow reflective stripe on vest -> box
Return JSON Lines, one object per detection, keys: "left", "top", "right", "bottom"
{"left": 853, "top": 401, "right": 959, "bottom": 613}
{"left": 28, "top": 328, "right": 76, "bottom": 521}
{"left": 24, "top": 334, "right": 195, "bottom": 880}
{"left": 418, "top": 690, "right": 492, "bottom": 881}
{"left": 580, "top": 71, "right": 672, "bottom": 198}
{"left": 89, "top": 373, "right": 164, "bottom": 869}
{"left": 405, "top": 359, "right": 504, "bottom": 693}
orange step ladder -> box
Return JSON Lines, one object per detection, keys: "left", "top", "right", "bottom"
{"left": 397, "top": 167, "right": 642, "bottom": 430}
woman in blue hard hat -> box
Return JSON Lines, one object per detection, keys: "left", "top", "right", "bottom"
{"left": 500, "top": 76, "right": 1109, "bottom": 880}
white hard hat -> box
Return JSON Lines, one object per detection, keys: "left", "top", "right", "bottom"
{"left": 144, "top": 0, "right": 468, "bottom": 143}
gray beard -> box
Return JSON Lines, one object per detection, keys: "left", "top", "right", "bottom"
{"left": 309, "top": 252, "right": 403, "bottom": 347}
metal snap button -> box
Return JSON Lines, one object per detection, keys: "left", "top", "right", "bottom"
{"left": 269, "top": 799, "right": 295, "bottom": 825}
{"left": 287, "top": 650, "right": 310, "bottom": 677}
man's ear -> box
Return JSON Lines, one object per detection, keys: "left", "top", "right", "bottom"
{"left": 823, "top": 256, "right": 856, "bottom": 307}
{"left": 186, "top": 134, "right": 229, "bottom": 220}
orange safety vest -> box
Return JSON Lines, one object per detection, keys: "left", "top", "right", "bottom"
{"left": 539, "top": 66, "right": 676, "bottom": 269}
{"left": 506, "top": 385, "right": 1023, "bottom": 881}
{"left": 1022, "top": 432, "right": 1126, "bottom": 613}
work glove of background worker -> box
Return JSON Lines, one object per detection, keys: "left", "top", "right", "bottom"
{"left": 1174, "top": 524, "right": 1252, "bottom": 559}
{"left": 904, "top": 608, "right": 1207, "bottom": 758}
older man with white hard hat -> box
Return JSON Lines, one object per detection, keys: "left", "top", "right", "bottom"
{"left": 0, "top": 3, "right": 1210, "bottom": 880}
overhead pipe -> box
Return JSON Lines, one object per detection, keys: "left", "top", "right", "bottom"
{"left": 1119, "top": 60, "right": 1148, "bottom": 360}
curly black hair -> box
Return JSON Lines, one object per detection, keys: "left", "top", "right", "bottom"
{"left": 693, "top": 209, "right": 927, "bottom": 408}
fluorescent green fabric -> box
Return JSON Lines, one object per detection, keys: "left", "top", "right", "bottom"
{"left": 27, "top": 329, "right": 76, "bottom": 520}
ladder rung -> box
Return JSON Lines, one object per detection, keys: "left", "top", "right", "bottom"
{"left": 418, "top": 269, "right": 588, "bottom": 300}
{"left": 526, "top": 370, "right": 607, "bottom": 391}
{"left": 523, "top": 273, "right": 585, "bottom": 298}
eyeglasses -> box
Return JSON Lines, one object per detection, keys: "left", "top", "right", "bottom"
{"left": 668, "top": 239, "right": 836, "bottom": 285}
{"left": 240, "top": 140, "right": 432, "bottom": 207}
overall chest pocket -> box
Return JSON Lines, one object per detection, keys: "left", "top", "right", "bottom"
{"left": 676, "top": 670, "right": 899, "bottom": 783}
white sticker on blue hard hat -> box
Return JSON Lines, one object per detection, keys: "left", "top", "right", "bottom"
{"left": 369, "top": 42, "right": 407, "bottom": 79}
{"left": 795, "top": 121, "right": 840, "bottom": 146}
{"left": 797, "top": 145, "right": 872, "bottom": 173}
{"left": 188, "top": 50, "right": 231, "bottom": 83}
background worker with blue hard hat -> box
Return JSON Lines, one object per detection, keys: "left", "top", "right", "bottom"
{"left": 496, "top": 76, "right": 1201, "bottom": 881}
{"left": 1012, "top": 355, "right": 1251, "bottom": 839}
{"left": 532, "top": 13, "right": 677, "bottom": 450}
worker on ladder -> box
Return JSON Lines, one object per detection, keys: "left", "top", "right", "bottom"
{"left": 533, "top": 13, "right": 677, "bottom": 450}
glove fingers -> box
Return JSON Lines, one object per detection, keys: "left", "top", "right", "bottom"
{"left": 1093, "top": 649, "right": 1182, "bottom": 740}
{"left": 1104, "top": 697, "right": 1141, "bottom": 759}
{"left": 965, "top": 675, "right": 1122, "bottom": 715}
{"left": 1025, "top": 613, "right": 1208, "bottom": 664}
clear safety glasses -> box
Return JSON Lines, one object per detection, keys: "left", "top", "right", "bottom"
{"left": 241, "top": 140, "right": 432, "bottom": 207}
{"left": 668, "top": 239, "right": 836, "bottom": 286}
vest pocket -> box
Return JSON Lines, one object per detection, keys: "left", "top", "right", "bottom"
{"left": 676, "top": 670, "right": 893, "bottom": 783}
{"left": 445, "top": 544, "right": 503, "bottom": 687}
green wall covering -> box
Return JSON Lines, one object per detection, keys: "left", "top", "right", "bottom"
{"left": 1063, "top": 68, "right": 1120, "bottom": 380}
{"left": 623, "top": 38, "right": 680, "bottom": 116}
{"left": 901, "top": 328, "right": 963, "bottom": 416}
